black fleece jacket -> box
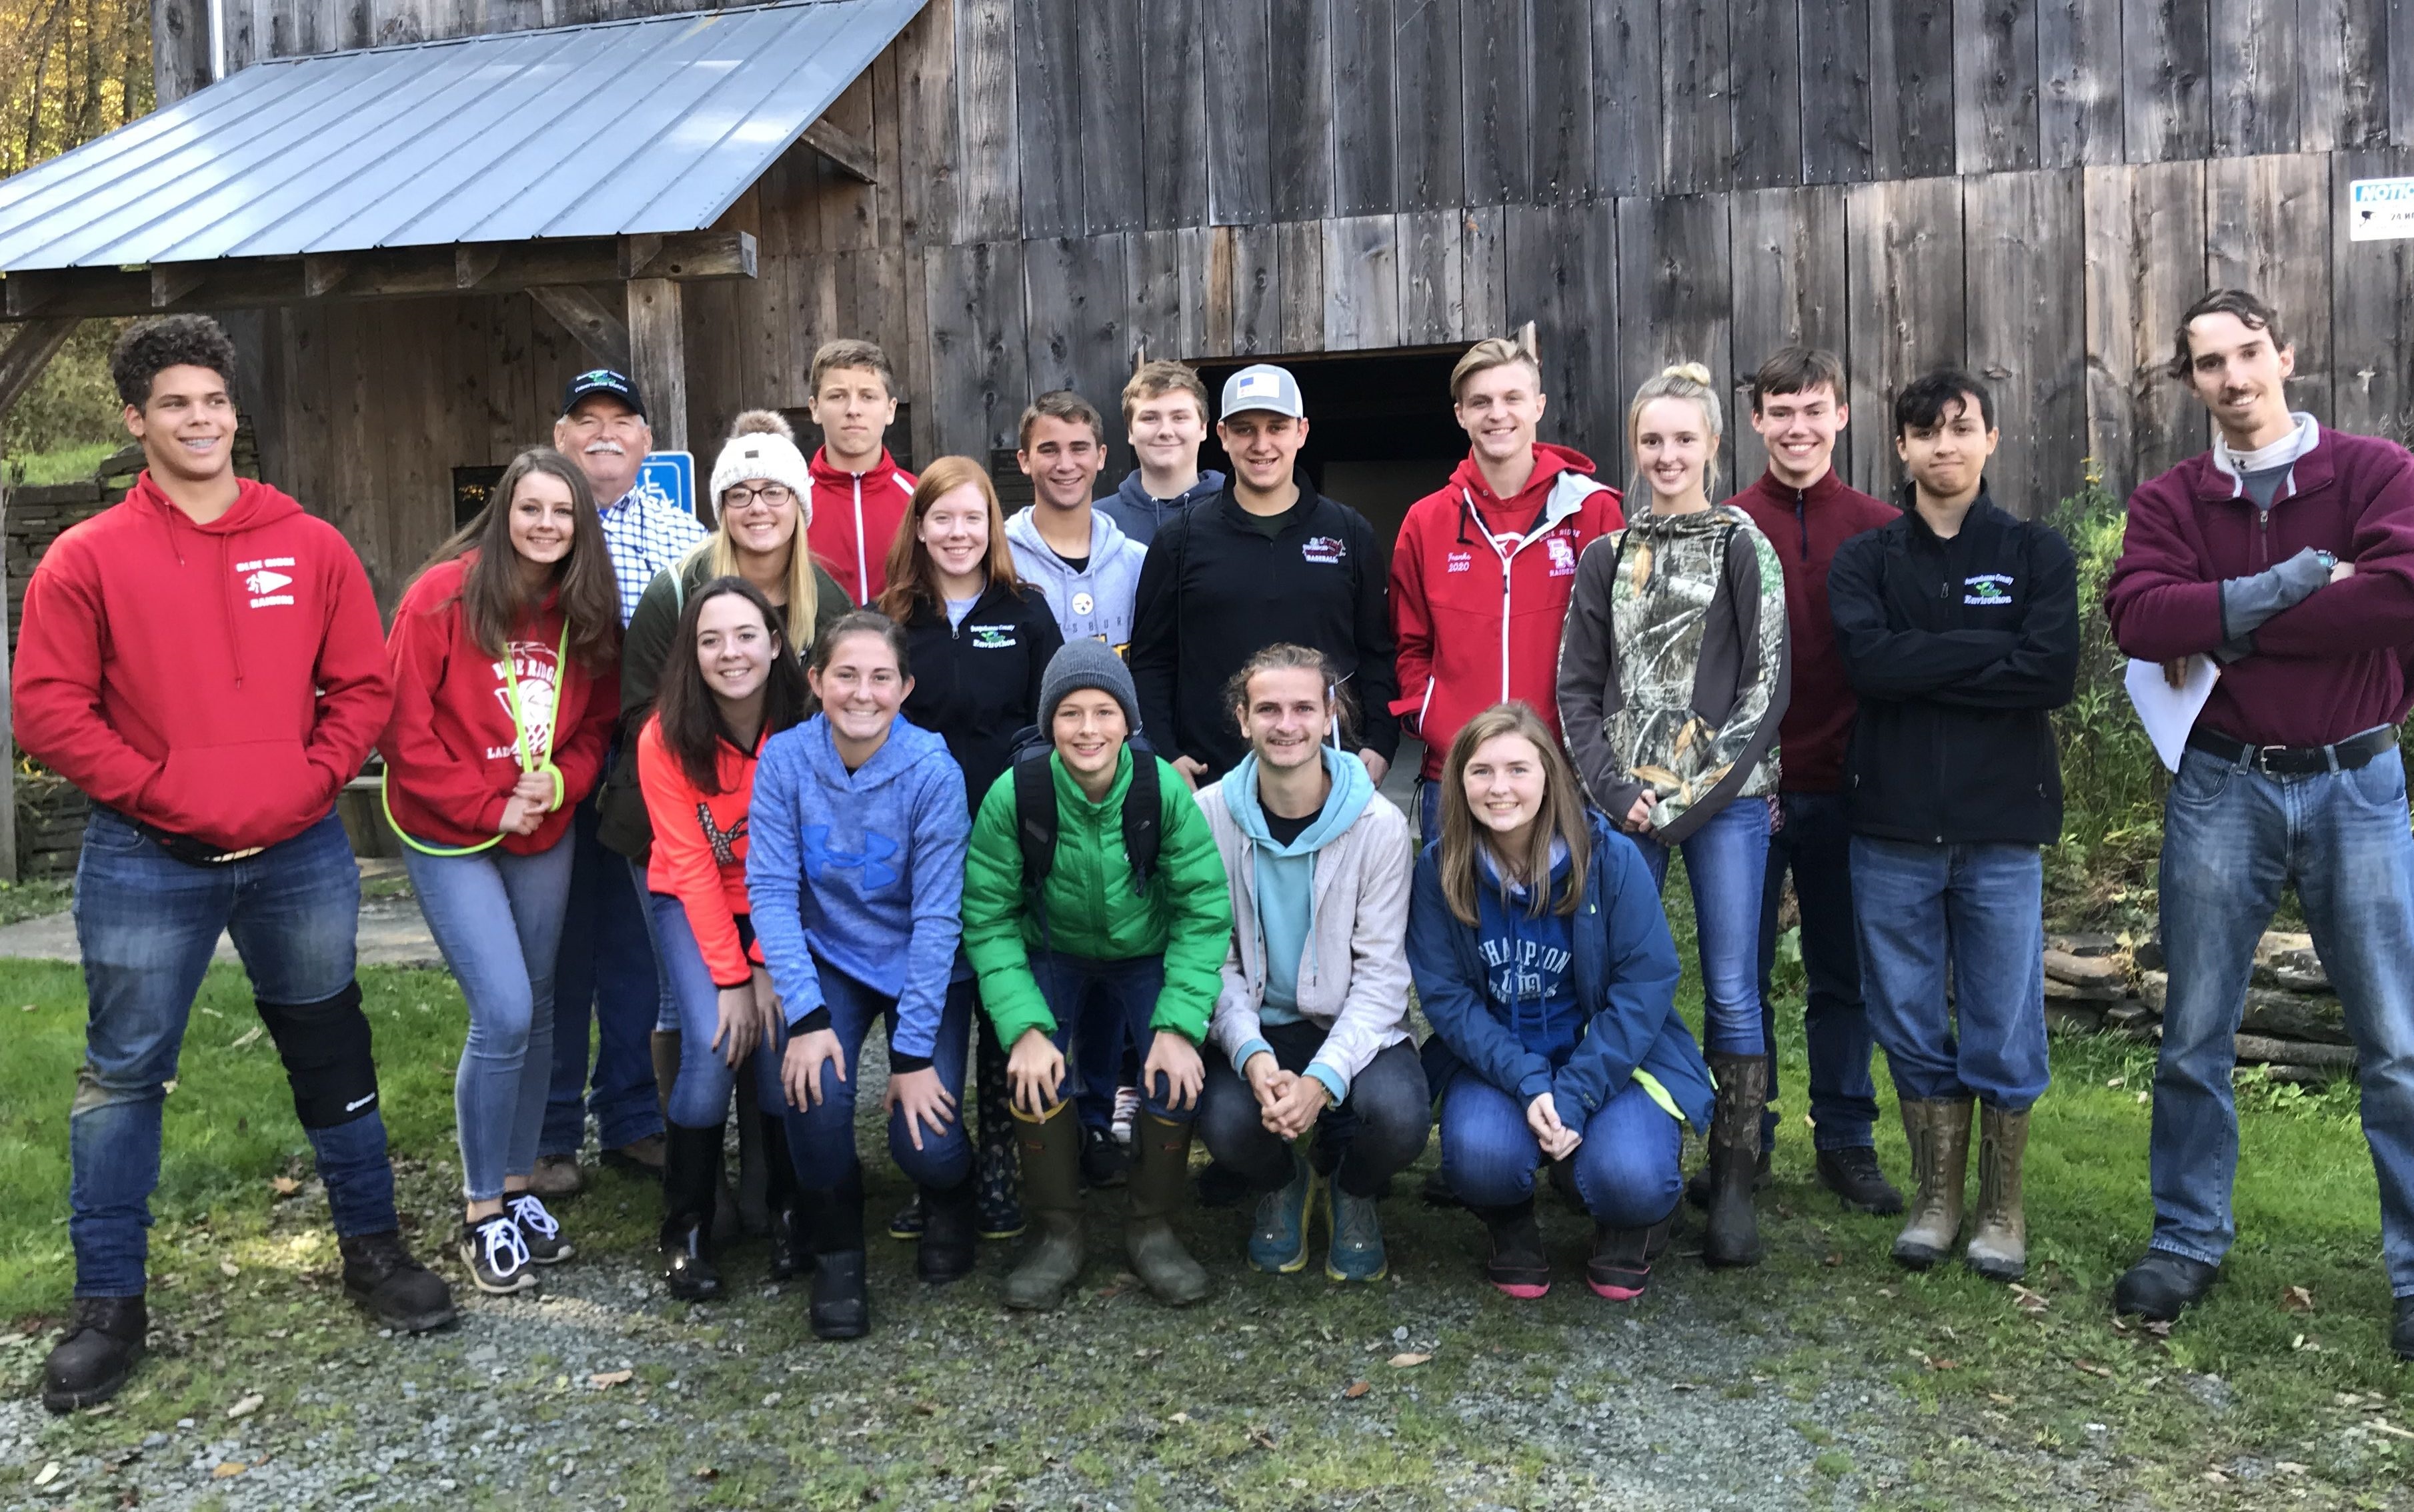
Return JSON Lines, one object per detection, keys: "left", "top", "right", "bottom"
{"left": 896, "top": 580, "right": 1064, "bottom": 803}
{"left": 1129, "top": 477, "right": 1400, "bottom": 780}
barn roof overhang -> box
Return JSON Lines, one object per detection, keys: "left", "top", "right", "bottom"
{"left": 0, "top": 0, "right": 924, "bottom": 321}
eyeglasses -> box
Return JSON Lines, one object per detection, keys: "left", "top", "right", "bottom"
{"left": 722, "top": 483, "right": 796, "bottom": 509}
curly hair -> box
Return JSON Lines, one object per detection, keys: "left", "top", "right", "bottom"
{"left": 110, "top": 315, "right": 238, "bottom": 409}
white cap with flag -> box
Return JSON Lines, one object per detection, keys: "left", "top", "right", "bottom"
{"left": 1219, "top": 363, "right": 1305, "bottom": 421}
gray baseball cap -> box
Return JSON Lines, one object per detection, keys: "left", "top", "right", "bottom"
{"left": 1220, "top": 363, "right": 1305, "bottom": 420}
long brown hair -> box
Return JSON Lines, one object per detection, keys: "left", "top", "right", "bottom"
{"left": 653, "top": 576, "right": 810, "bottom": 795}
{"left": 1436, "top": 703, "right": 1590, "bottom": 925}
{"left": 419, "top": 447, "right": 619, "bottom": 670}
{"left": 877, "top": 455, "right": 1023, "bottom": 622}
{"left": 694, "top": 410, "right": 821, "bottom": 643}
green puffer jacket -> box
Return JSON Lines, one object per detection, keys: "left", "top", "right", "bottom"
{"left": 962, "top": 747, "right": 1234, "bottom": 1049}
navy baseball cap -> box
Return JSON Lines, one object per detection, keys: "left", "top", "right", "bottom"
{"left": 561, "top": 368, "right": 646, "bottom": 419}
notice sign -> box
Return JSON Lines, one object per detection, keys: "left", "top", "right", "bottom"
{"left": 636, "top": 451, "right": 697, "bottom": 520}
{"left": 2349, "top": 177, "right": 2414, "bottom": 241}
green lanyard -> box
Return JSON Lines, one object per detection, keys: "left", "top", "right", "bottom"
{"left": 384, "top": 622, "right": 572, "bottom": 857}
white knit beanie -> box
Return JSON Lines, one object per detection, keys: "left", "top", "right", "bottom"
{"left": 708, "top": 410, "right": 814, "bottom": 524}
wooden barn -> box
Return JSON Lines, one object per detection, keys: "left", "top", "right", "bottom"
{"left": 2, "top": 0, "right": 2413, "bottom": 603}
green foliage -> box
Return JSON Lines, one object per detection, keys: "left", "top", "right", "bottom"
{"left": 3, "top": 319, "right": 129, "bottom": 465}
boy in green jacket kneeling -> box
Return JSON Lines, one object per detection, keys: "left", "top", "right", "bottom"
{"left": 962, "top": 641, "right": 1235, "bottom": 1309}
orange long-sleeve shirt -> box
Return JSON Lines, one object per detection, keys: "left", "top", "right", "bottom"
{"left": 638, "top": 713, "right": 767, "bottom": 987}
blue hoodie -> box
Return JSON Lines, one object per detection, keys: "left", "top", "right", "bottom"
{"left": 1100, "top": 468, "right": 1226, "bottom": 547}
{"left": 1407, "top": 814, "right": 1712, "bottom": 1130}
{"left": 745, "top": 714, "right": 970, "bottom": 1064}
{"left": 1004, "top": 504, "right": 1150, "bottom": 652}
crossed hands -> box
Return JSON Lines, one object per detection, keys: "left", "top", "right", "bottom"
{"left": 496, "top": 770, "right": 555, "bottom": 835}
{"left": 1244, "top": 1052, "right": 1332, "bottom": 1140}
{"left": 1526, "top": 1092, "right": 1582, "bottom": 1161}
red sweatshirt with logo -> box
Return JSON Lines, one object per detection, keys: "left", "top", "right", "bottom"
{"left": 1731, "top": 467, "right": 1901, "bottom": 793}
{"left": 1388, "top": 445, "right": 1624, "bottom": 780}
{"left": 14, "top": 473, "right": 392, "bottom": 851}
{"left": 638, "top": 713, "right": 767, "bottom": 987}
{"left": 380, "top": 554, "right": 618, "bottom": 854}
{"left": 804, "top": 447, "right": 918, "bottom": 608}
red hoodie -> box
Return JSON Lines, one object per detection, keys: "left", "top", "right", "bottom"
{"left": 14, "top": 473, "right": 391, "bottom": 851}
{"left": 1731, "top": 467, "right": 1900, "bottom": 793}
{"left": 1388, "top": 445, "right": 1624, "bottom": 780}
{"left": 803, "top": 447, "right": 918, "bottom": 607}
{"left": 380, "top": 555, "right": 618, "bottom": 854}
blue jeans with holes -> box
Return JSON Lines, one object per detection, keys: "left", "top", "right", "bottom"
{"left": 1439, "top": 1074, "right": 1683, "bottom": 1228}
{"left": 69, "top": 808, "right": 392, "bottom": 1297}
{"left": 2152, "top": 745, "right": 2414, "bottom": 1293}
{"left": 784, "top": 965, "right": 974, "bottom": 1192}
{"left": 1030, "top": 951, "right": 1194, "bottom": 1121}
{"left": 402, "top": 833, "right": 575, "bottom": 1203}
{"left": 650, "top": 895, "right": 783, "bottom": 1131}
{"left": 1631, "top": 798, "right": 1772, "bottom": 1057}
{"left": 539, "top": 796, "right": 665, "bottom": 1158}
{"left": 1755, "top": 791, "right": 1881, "bottom": 1151}
{"left": 1849, "top": 837, "right": 2049, "bottom": 1111}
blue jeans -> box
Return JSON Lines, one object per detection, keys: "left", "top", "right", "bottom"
{"left": 1439, "top": 1074, "right": 1683, "bottom": 1227}
{"left": 2153, "top": 745, "right": 2414, "bottom": 1293}
{"left": 1197, "top": 1022, "right": 1431, "bottom": 1197}
{"left": 1417, "top": 777, "right": 1440, "bottom": 843}
{"left": 1632, "top": 798, "right": 1772, "bottom": 1056}
{"left": 402, "top": 835, "right": 575, "bottom": 1202}
{"left": 1074, "top": 992, "right": 1132, "bottom": 1135}
{"left": 1030, "top": 951, "right": 1192, "bottom": 1120}
{"left": 649, "top": 895, "right": 783, "bottom": 1130}
{"left": 70, "top": 808, "right": 393, "bottom": 1297}
{"left": 784, "top": 965, "right": 974, "bottom": 1192}
{"left": 1849, "top": 837, "right": 2048, "bottom": 1110}
{"left": 539, "top": 796, "right": 664, "bottom": 1157}
{"left": 1755, "top": 791, "right": 1881, "bottom": 1151}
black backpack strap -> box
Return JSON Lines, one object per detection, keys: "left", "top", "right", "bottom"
{"left": 1121, "top": 753, "right": 1162, "bottom": 897}
{"left": 1012, "top": 754, "right": 1058, "bottom": 893}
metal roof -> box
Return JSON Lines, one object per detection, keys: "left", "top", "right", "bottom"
{"left": 0, "top": 0, "right": 922, "bottom": 273}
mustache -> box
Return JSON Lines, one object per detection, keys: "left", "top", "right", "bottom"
{"left": 583, "top": 440, "right": 628, "bottom": 456}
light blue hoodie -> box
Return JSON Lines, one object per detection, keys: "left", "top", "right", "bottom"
{"left": 745, "top": 714, "right": 970, "bottom": 1061}
{"left": 1220, "top": 745, "right": 1374, "bottom": 1103}
{"left": 1004, "top": 504, "right": 1149, "bottom": 651}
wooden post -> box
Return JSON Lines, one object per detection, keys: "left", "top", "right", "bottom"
{"left": 527, "top": 287, "right": 633, "bottom": 370}
{"left": 0, "top": 319, "right": 77, "bottom": 421}
{"left": 150, "top": 0, "right": 211, "bottom": 107}
{"left": 626, "top": 278, "right": 687, "bottom": 454}
{"left": 0, "top": 473, "right": 19, "bottom": 881}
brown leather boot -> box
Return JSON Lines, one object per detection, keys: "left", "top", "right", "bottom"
{"left": 1963, "top": 1104, "right": 2029, "bottom": 1282}
{"left": 1893, "top": 1098, "right": 1973, "bottom": 1270}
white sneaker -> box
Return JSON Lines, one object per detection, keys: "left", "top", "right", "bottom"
{"left": 459, "top": 1213, "right": 537, "bottom": 1295}
{"left": 505, "top": 1193, "right": 574, "bottom": 1265}
{"left": 1110, "top": 1084, "right": 1141, "bottom": 1147}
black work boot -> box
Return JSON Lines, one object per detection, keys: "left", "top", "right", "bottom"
{"left": 805, "top": 1166, "right": 870, "bottom": 1339}
{"left": 1703, "top": 1053, "right": 1768, "bottom": 1269}
{"left": 917, "top": 1176, "right": 980, "bottom": 1285}
{"left": 660, "top": 1122, "right": 724, "bottom": 1301}
{"left": 1815, "top": 1145, "right": 1906, "bottom": 1215}
{"left": 2113, "top": 1251, "right": 2219, "bottom": 1322}
{"left": 41, "top": 1296, "right": 146, "bottom": 1413}
{"left": 341, "top": 1230, "right": 457, "bottom": 1332}
{"left": 1474, "top": 1199, "right": 1550, "bottom": 1298}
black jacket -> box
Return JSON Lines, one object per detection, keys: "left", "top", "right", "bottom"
{"left": 1828, "top": 491, "right": 2079, "bottom": 847}
{"left": 897, "top": 580, "right": 1064, "bottom": 805}
{"left": 1129, "top": 477, "right": 1400, "bottom": 779}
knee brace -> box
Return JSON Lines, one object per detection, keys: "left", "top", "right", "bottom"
{"left": 256, "top": 981, "right": 381, "bottom": 1129}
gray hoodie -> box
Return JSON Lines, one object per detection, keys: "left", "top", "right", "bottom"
{"left": 1004, "top": 504, "right": 1149, "bottom": 652}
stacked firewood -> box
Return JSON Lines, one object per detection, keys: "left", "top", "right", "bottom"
{"left": 2041, "top": 930, "right": 2357, "bottom": 1085}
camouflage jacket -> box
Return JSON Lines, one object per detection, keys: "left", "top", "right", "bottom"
{"left": 1554, "top": 503, "right": 1791, "bottom": 845}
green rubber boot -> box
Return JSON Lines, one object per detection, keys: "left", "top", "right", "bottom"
{"left": 1125, "top": 1114, "right": 1210, "bottom": 1306}
{"left": 1002, "top": 1100, "right": 1086, "bottom": 1311}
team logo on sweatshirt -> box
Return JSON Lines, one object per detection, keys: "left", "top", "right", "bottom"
{"left": 971, "top": 624, "right": 1018, "bottom": 649}
{"left": 1547, "top": 536, "right": 1578, "bottom": 575}
{"left": 1445, "top": 550, "right": 1473, "bottom": 573}
{"left": 696, "top": 805, "right": 748, "bottom": 867}
{"left": 236, "top": 557, "right": 297, "bottom": 608}
{"left": 1963, "top": 573, "right": 2013, "bottom": 606}
{"left": 1071, "top": 591, "right": 1096, "bottom": 616}
{"left": 483, "top": 641, "right": 559, "bottom": 762}
{"left": 1302, "top": 536, "right": 1346, "bottom": 565}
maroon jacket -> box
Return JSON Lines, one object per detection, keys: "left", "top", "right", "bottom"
{"left": 1731, "top": 467, "right": 1898, "bottom": 792}
{"left": 2104, "top": 427, "right": 2414, "bottom": 747}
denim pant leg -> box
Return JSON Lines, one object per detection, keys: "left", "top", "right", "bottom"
{"left": 1416, "top": 777, "right": 1440, "bottom": 843}
{"left": 783, "top": 965, "right": 881, "bottom": 1192}
{"left": 1073, "top": 989, "right": 1128, "bottom": 1134}
{"left": 1678, "top": 800, "right": 1772, "bottom": 1057}
{"left": 1754, "top": 811, "right": 1793, "bottom": 1148}
{"left": 1037, "top": 953, "right": 1181, "bottom": 1119}
{"left": 1318, "top": 1038, "right": 1433, "bottom": 1196}
{"left": 2288, "top": 755, "right": 2414, "bottom": 1295}
{"left": 1438, "top": 1076, "right": 1542, "bottom": 1208}
{"left": 1786, "top": 793, "right": 1880, "bottom": 1149}
{"left": 884, "top": 979, "right": 974, "bottom": 1190}
{"left": 651, "top": 894, "right": 747, "bottom": 1130}
{"left": 2150, "top": 751, "right": 2289, "bottom": 1269}
{"left": 1569, "top": 1079, "right": 1686, "bottom": 1227}
{"left": 1198, "top": 1055, "right": 1294, "bottom": 1190}
{"left": 1943, "top": 845, "right": 2049, "bottom": 1111}
{"left": 1850, "top": 837, "right": 1967, "bottom": 1104}
{"left": 70, "top": 809, "right": 243, "bottom": 1297}
{"left": 221, "top": 812, "right": 395, "bottom": 1238}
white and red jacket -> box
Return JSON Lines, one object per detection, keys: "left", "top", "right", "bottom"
{"left": 14, "top": 473, "right": 391, "bottom": 851}
{"left": 1388, "top": 445, "right": 1623, "bottom": 780}
{"left": 380, "top": 554, "right": 617, "bottom": 854}
{"left": 803, "top": 446, "right": 918, "bottom": 607}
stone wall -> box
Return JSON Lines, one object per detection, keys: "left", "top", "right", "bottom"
{"left": 2045, "top": 931, "right": 2357, "bottom": 1086}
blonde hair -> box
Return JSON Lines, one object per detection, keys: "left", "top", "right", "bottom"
{"left": 1120, "top": 360, "right": 1210, "bottom": 429}
{"left": 692, "top": 410, "right": 822, "bottom": 640}
{"left": 1435, "top": 703, "right": 1591, "bottom": 926}
{"left": 1450, "top": 335, "right": 1543, "bottom": 403}
{"left": 1626, "top": 361, "right": 1724, "bottom": 495}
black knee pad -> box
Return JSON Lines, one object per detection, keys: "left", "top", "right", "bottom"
{"left": 257, "top": 981, "right": 381, "bottom": 1129}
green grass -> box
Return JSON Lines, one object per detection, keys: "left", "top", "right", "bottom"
{"left": 6, "top": 441, "right": 121, "bottom": 487}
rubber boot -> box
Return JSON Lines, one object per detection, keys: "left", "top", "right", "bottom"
{"left": 660, "top": 1122, "right": 724, "bottom": 1301}
{"left": 732, "top": 1071, "right": 772, "bottom": 1237}
{"left": 1124, "top": 1113, "right": 1210, "bottom": 1306}
{"left": 1893, "top": 1098, "right": 1973, "bottom": 1271}
{"left": 973, "top": 1019, "right": 1025, "bottom": 1238}
{"left": 918, "top": 1175, "right": 980, "bottom": 1285}
{"left": 803, "top": 1165, "right": 869, "bottom": 1339}
{"left": 1963, "top": 1104, "right": 2029, "bottom": 1282}
{"left": 760, "top": 1112, "right": 805, "bottom": 1282}
{"left": 1588, "top": 1205, "right": 1678, "bottom": 1301}
{"left": 1002, "top": 1099, "right": 1086, "bottom": 1310}
{"left": 1703, "top": 1053, "right": 1767, "bottom": 1269}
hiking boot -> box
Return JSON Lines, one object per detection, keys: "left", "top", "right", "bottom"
{"left": 340, "top": 1231, "right": 457, "bottom": 1333}
{"left": 918, "top": 1178, "right": 980, "bottom": 1286}
{"left": 1248, "top": 1151, "right": 1318, "bottom": 1274}
{"left": 1893, "top": 1099, "right": 1973, "bottom": 1271}
{"left": 1476, "top": 1199, "right": 1550, "bottom": 1298}
{"left": 1587, "top": 1208, "right": 1678, "bottom": 1301}
{"left": 505, "top": 1193, "right": 572, "bottom": 1265}
{"left": 1324, "top": 1183, "right": 1388, "bottom": 1283}
{"left": 1963, "top": 1105, "right": 2029, "bottom": 1283}
{"left": 2393, "top": 1295, "right": 2414, "bottom": 1362}
{"left": 808, "top": 1250, "right": 870, "bottom": 1339}
{"left": 976, "top": 1140, "right": 1026, "bottom": 1239}
{"left": 1703, "top": 1053, "right": 1767, "bottom": 1269}
{"left": 459, "top": 1214, "right": 537, "bottom": 1296}
{"left": 527, "top": 1154, "right": 584, "bottom": 1198}
{"left": 601, "top": 1133, "right": 666, "bottom": 1177}
{"left": 887, "top": 1194, "right": 927, "bottom": 1240}
{"left": 1684, "top": 1147, "right": 1771, "bottom": 1208}
{"left": 2113, "top": 1251, "right": 2220, "bottom": 1323}
{"left": 1004, "top": 1101, "right": 1086, "bottom": 1310}
{"left": 661, "top": 1123, "right": 724, "bottom": 1300}
{"left": 1815, "top": 1145, "right": 1905, "bottom": 1215}
{"left": 1081, "top": 1124, "right": 1130, "bottom": 1189}
{"left": 1126, "top": 1114, "right": 1210, "bottom": 1305}
{"left": 41, "top": 1296, "right": 145, "bottom": 1413}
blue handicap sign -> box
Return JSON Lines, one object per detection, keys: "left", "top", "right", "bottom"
{"left": 635, "top": 451, "right": 697, "bottom": 520}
